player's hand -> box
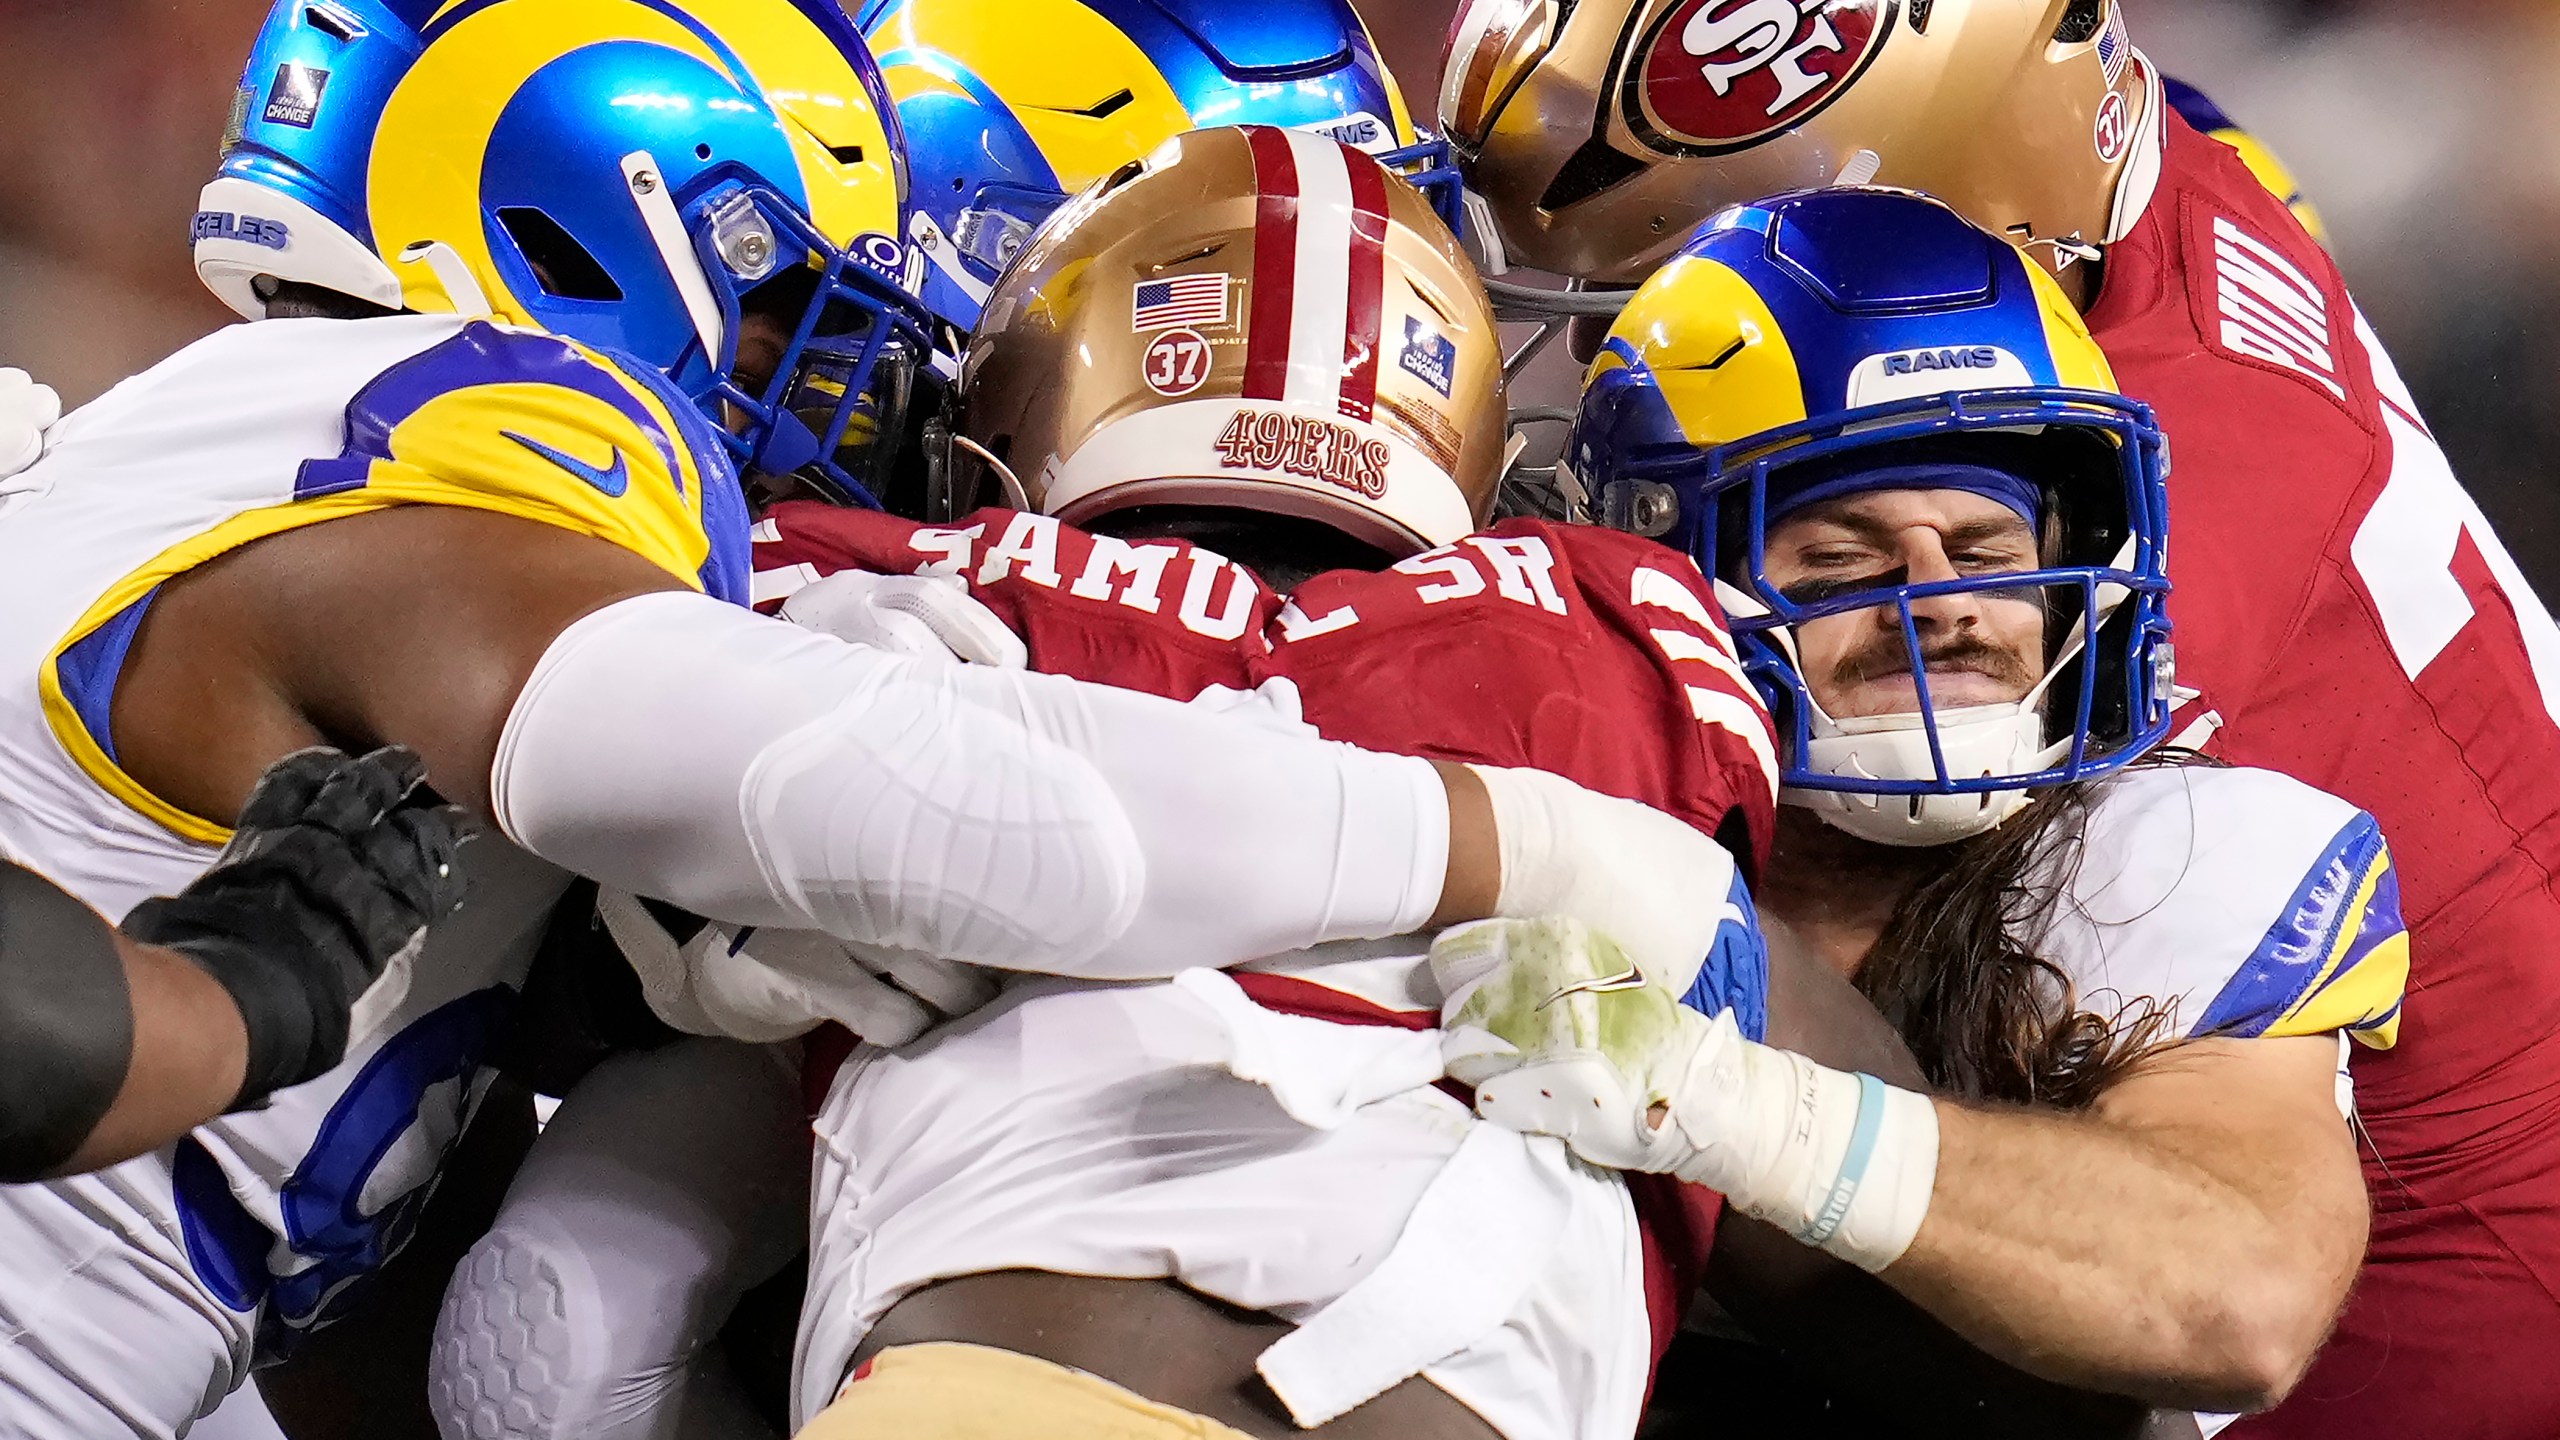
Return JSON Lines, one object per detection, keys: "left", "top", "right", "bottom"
{"left": 0, "top": 368, "right": 62, "bottom": 480}
{"left": 595, "top": 889, "right": 1000, "bottom": 1047}
{"left": 121, "top": 747, "right": 474, "bottom": 1109}
{"left": 1184, "top": 676, "right": 1316, "bottom": 736}
{"left": 1434, "top": 913, "right": 1938, "bottom": 1275}
{"left": 1433, "top": 916, "right": 1724, "bottom": 1175}
{"left": 781, "top": 569, "right": 1027, "bottom": 668}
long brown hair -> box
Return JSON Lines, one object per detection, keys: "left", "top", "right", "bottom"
{"left": 1853, "top": 777, "right": 2181, "bottom": 1110}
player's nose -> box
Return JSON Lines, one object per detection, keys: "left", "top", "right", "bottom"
{"left": 1893, "top": 529, "right": 1984, "bottom": 632}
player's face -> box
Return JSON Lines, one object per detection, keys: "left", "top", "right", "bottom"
{"left": 723, "top": 309, "right": 825, "bottom": 508}
{"left": 1762, "top": 488, "right": 2047, "bottom": 719}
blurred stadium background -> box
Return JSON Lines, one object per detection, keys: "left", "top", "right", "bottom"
{"left": 4, "top": 0, "right": 2551, "bottom": 591}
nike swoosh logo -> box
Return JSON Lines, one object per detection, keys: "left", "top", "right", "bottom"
{"left": 1541, "top": 966, "right": 1648, "bottom": 1010}
{"left": 505, "top": 431, "right": 629, "bottom": 497}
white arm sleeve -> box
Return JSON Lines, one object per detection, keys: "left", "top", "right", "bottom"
{"left": 490, "top": 591, "right": 1447, "bottom": 977}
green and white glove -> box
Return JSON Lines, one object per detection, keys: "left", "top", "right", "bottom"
{"left": 1433, "top": 916, "right": 1941, "bottom": 1273}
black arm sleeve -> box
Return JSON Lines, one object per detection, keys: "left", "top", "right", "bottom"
{"left": 0, "top": 862, "right": 134, "bottom": 1181}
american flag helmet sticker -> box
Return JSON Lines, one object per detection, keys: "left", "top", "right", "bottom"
{"left": 1133, "top": 273, "right": 1231, "bottom": 331}
{"left": 2096, "top": 4, "right": 2129, "bottom": 88}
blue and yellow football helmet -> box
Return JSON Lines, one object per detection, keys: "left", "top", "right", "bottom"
{"left": 193, "top": 0, "right": 935, "bottom": 507}
{"left": 1570, "top": 188, "right": 2173, "bottom": 845}
{"left": 854, "top": 0, "right": 1462, "bottom": 331}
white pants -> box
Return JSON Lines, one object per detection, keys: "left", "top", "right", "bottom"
{"left": 429, "top": 1038, "right": 809, "bottom": 1440}
{"left": 794, "top": 972, "right": 1651, "bottom": 1440}
{"left": 0, "top": 1157, "right": 250, "bottom": 1439}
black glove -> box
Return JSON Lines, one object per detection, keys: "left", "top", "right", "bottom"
{"left": 120, "top": 746, "right": 472, "bottom": 1110}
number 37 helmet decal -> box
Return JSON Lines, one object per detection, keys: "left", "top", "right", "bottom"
{"left": 951, "top": 125, "right": 1506, "bottom": 557}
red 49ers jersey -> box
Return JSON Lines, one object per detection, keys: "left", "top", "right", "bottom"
{"left": 2095, "top": 106, "right": 2560, "bottom": 1436}
{"left": 750, "top": 502, "right": 1777, "bottom": 867}
{"left": 2092, "top": 111, "right": 2560, "bottom": 1195}
{"left": 753, "top": 501, "right": 1776, "bottom": 1372}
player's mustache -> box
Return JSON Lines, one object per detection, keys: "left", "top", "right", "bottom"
{"left": 1832, "top": 631, "right": 2040, "bottom": 693}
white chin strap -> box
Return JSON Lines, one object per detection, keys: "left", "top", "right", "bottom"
{"left": 1719, "top": 541, "right": 2137, "bottom": 848}
{"left": 1786, "top": 704, "right": 2063, "bottom": 847}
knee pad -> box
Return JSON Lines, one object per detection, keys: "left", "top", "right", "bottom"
{"left": 431, "top": 1225, "right": 589, "bottom": 1440}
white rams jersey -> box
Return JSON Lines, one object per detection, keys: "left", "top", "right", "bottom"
{"left": 2031, "top": 764, "right": 2407, "bottom": 1053}
{"left": 0, "top": 314, "right": 749, "bottom": 1378}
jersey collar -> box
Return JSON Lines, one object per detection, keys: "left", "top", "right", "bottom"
{"left": 2102, "top": 53, "right": 2170, "bottom": 246}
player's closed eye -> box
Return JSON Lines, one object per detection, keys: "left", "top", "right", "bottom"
{"left": 1779, "top": 566, "right": 1909, "bottom": 607}
{"left": 1953, "top": 547, "right": 2034, "bottom": 574}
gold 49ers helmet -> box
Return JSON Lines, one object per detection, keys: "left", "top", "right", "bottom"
{"left": 1442, "top": 0, "right": 2162, "bottom": 283}
{"left": 952, "top": 125, "right": 1506, "bottom": 554}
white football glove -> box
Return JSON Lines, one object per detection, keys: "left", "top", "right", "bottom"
{"left": 0, "top": 369, "right": 62, "bottom": 481}
{"left": 1184, "top": 676, "right": 1316, "bottom": 736}
{"left": 780, "top": 568, "right": 1027, "bottom": 669}
{"left": 596, "top": 888, "right": 1000, "bottom": 1047}
{"left": 1434, "top": 916, "right": 1940, "bottom": 1273}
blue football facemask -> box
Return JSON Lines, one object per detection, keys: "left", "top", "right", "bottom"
{"left": 1596, "top": 387, "right": 2175, "bottom": 846}
{"left": 196, "top": 0, "right": 939, "bottom": 513}
{"left": 1378, "top": 133, "right": 1470, "bottom": 238}
{"left": 673, "top": 175, "right": 938, "bottom": 509}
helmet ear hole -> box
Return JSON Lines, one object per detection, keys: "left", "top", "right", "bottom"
{"left": 1101, "top": 158, "right": 1148, "bottom": 195}
{"left": 1537, "top": 139, "right": 1647, "bottom": 214}
{"left": 496, "top": 207, "right": 623, "bottom": 301}
{"left": 2052, "top": 0, "right": 2106, "bottom": 45}
{"left": 1908, "top": 0, "right": 1935, "bottom": 33}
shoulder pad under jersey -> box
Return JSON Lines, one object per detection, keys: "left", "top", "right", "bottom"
{"left": 2025, "top": 765, "right": 2407, "bottom": 1049}
{"left": 297, "top": 320, "right": 751, "bottom": 603}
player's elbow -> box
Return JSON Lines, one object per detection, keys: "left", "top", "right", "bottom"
{"left": 2171, "top": 1250, "right": 2347, "bottom": 1412}
{"left": 2185, "top": 1315, "right": 2317, "bottom": 1414}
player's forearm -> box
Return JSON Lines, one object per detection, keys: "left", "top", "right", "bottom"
{"left": 58, "top": 933, "right": 251, "bottom": 1175}
{"left": 1886, "top": 1103, "right": 2345, "bottom": 1411}
{"left": 1461, "top": 948, "right": 2351, "bottom": 1414}
{"left": 1709, "top": 932, "right": 2164, "bottom": 1437}
{"left": 0, "top": 863, "right": 247, "bottom": 1180}
{"left": 493, "top": 592, "right": 1457, "bottom": 975}
{"left": 1709, "top": 1212, "right": 2165, "bottom": 1440}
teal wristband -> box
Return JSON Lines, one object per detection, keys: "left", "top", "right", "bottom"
{"left": 1799, "top": 1071, "right": 1887, "bottom": 1247}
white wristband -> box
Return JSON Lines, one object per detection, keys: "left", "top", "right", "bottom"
{"left": 1663, "top": 1012, "right": 1940, "bottom": 1272}
{"left": 1468, "top": 763, "right": 1738, "bottom": 1000}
